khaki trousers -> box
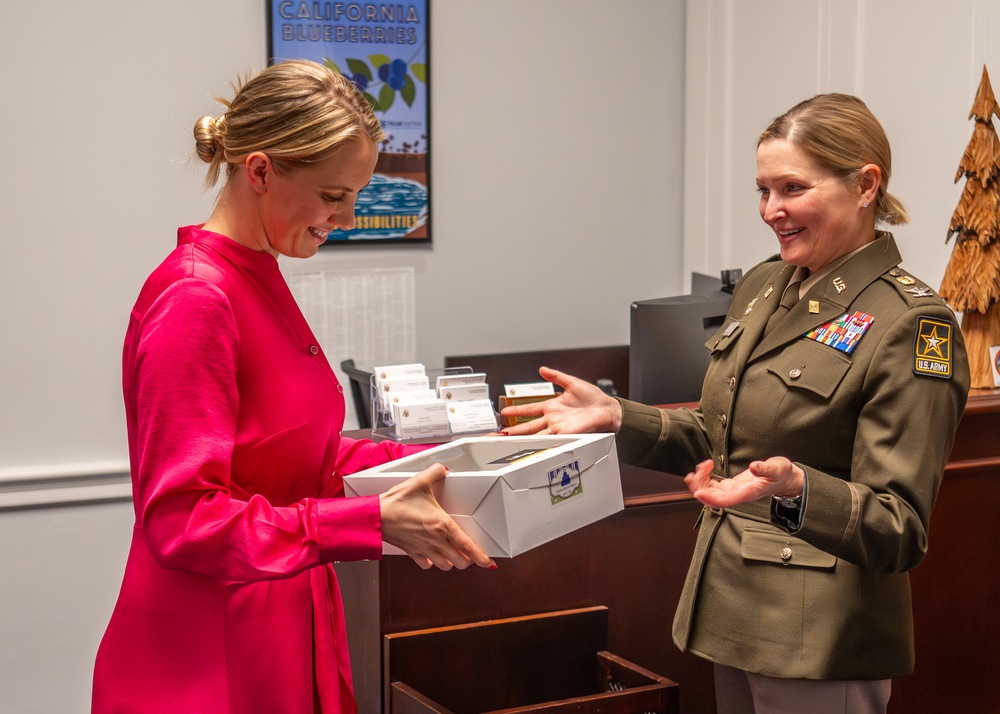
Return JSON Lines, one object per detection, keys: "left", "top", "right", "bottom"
{"left": 714, "top": 663, "right": 891, "bottom": 714}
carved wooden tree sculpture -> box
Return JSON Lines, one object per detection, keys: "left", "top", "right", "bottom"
{"left": 941, "top": 65, "right": 1000, "bottom": 388}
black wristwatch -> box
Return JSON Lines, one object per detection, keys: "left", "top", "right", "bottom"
{"left": 772, "top": 494, "right": 803, "bottom": 509}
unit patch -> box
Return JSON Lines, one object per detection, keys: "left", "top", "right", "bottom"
{"left": 805, "top": 311, "right": 874, "bottom": 354}
{"left": 913, "top": 316, "right": 953, "bottom": 379}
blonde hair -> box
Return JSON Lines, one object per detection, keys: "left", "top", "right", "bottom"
{"left": 193, "top": 60, "right": 385, "bottom": 187}
{"left": 758, "top": 93, "right": 909, "bottom": 225}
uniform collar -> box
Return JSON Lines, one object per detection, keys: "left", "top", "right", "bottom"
{"left": 796, "top": 239, "right": 874, "bottom": 299}
{"left": 750, "top": 232, "right": 901, "bottom": 360}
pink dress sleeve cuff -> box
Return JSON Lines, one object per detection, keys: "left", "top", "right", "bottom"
{"left": 316, "top": 494, "right": 383, "bottom": 562}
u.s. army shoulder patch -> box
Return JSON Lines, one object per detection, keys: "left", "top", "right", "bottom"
{"left": 913, "top": 316, "right": 954, "bottom": 379}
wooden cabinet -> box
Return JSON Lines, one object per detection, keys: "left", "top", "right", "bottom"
{"left": 384, "top": 607, "right": 679, "bottom": 713}
{"left": 889, "top": 389, "right": 1000, "bottom": 713}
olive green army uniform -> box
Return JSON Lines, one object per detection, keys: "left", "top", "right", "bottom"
{"left": 616, "top": 233, "right": 970, "bottom": 680}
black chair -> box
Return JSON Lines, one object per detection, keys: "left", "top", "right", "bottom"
{"left": 339, "top": 359, "right": 375, "bottom": 430}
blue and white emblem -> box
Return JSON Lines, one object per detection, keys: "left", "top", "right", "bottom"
{"left": 548, "top": 459, "right": 583, "bottom": 505}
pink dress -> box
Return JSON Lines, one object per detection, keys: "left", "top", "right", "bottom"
{"left": 93, "top": 226, "right": 416, "bottom": 713}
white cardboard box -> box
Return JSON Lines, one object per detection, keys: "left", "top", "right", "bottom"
{"left": 343, "top": 434, "right": 623, "bottom": 558}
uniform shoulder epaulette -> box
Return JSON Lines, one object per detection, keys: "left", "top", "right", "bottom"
{"left": 880, "top": 267, "right": 946, "bottom": 307}
{"left": 878, "top": 268, "right": 956, "bottom": 379}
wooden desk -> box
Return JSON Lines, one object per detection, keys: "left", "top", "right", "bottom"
{"left": 336, "top": 389, "right": 1000, "bottom": 714}
{"left": 890, "top": 388, "right": 1000, "bottom": 713}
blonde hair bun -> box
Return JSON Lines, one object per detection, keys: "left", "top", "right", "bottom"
{"left": 193, "top": 115, "right": 224, "bottom": 164}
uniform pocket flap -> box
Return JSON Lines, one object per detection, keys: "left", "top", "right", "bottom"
{"left": 740, "top": 526, "right": 836, "bottom": 569}
{"left": 765, "top": 339, "right": 851, "bottom": 399}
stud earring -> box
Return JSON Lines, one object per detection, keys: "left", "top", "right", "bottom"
{"left": 863, "top": 202, "right": 869, "bottom": 208}
{"left": 258, "top": 185, "right": 265, "bottom": 193}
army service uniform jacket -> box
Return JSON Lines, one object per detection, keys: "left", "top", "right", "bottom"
{"left": 615, "top": 233, "right": 970, "bottom": 680}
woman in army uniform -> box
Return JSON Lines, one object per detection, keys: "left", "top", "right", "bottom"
{"left": 501, "top": 94, "right": 970, "bottom": 713}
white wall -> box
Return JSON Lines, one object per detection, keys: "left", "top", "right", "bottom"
{"left": 684, "top": 0, "right": 994, "bottom": 294}
{"left": 0, "top": 503, "right": 134, "bottom": 713}
{"left": 0, "top": 1, "right": 685, "bottom": 711}
{"left": 0, "top": 1, "right": 267, "bottom": 480}
{"left": 0, "top": 0, "right": 686, "bottom": 481}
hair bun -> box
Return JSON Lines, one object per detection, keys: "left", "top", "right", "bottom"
{"left": 193, "top": 115, "right": 223, "bottom": 163}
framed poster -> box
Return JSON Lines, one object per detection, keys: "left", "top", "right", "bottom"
{"left": 267, "top": 1, "right": 430, "bottom": 245}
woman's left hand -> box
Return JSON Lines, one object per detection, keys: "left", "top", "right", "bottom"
{"left": 684, "top": 457, "right": 805, "bottom": 508}
{"left": 379, "top": 464, "right": 497, "bottom": 571}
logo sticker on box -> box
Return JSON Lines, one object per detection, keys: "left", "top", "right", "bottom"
{"left": 548, "top": 459, "right": 583, "bottom": 505}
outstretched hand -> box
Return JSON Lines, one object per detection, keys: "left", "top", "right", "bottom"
{"left": 379, "top": 464, "right": 497, "bottom": 571}
{"left": 684, "top": 457, "right": 805, "bottom": 508}
{"left": 499, "top": 366, "right": 623, "bottom": 436}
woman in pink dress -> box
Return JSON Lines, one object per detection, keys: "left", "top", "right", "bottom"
{"left": 92, "top": 60, "right": 495, "bottom": 714}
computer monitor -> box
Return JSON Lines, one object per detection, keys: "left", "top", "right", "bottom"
{"left": 690, "top": 271, "right": 722, "bottom": 294}
{"left": 629, "top": 289, "right": 734, "bottom": 405}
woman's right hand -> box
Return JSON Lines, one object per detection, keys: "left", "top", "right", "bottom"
{"left": 499, "top": 366, "right": 623, "bottom": 436}
{"left": 379, "top": 463, "right": 497, "bottom": 571}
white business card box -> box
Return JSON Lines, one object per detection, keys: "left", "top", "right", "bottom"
{"left": 342, "top": 434, "right": 623, "bottom": 558}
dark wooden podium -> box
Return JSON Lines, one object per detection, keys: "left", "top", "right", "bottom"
{"left": 336, "top": 389, "right": 1000, "bottom": 714}
{"left": 891, "top": 388, "right": 1000, "bottom": 713}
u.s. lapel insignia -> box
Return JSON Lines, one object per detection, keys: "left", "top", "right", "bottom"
{"left": 808, "top": 300, "right": 820, "bottom": 313}
{"left": 913, "top": 316, "right": 953, "bottom": 378}
{"left": 833, "top": 277, "right": 846, "bottom": 294}
{"left": 744, "top": 298, "right": 758, "bottom": 315}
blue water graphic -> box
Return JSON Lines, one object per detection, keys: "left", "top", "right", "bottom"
{"left": 327, "top": 173, "right": 428, "bottom": 241}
